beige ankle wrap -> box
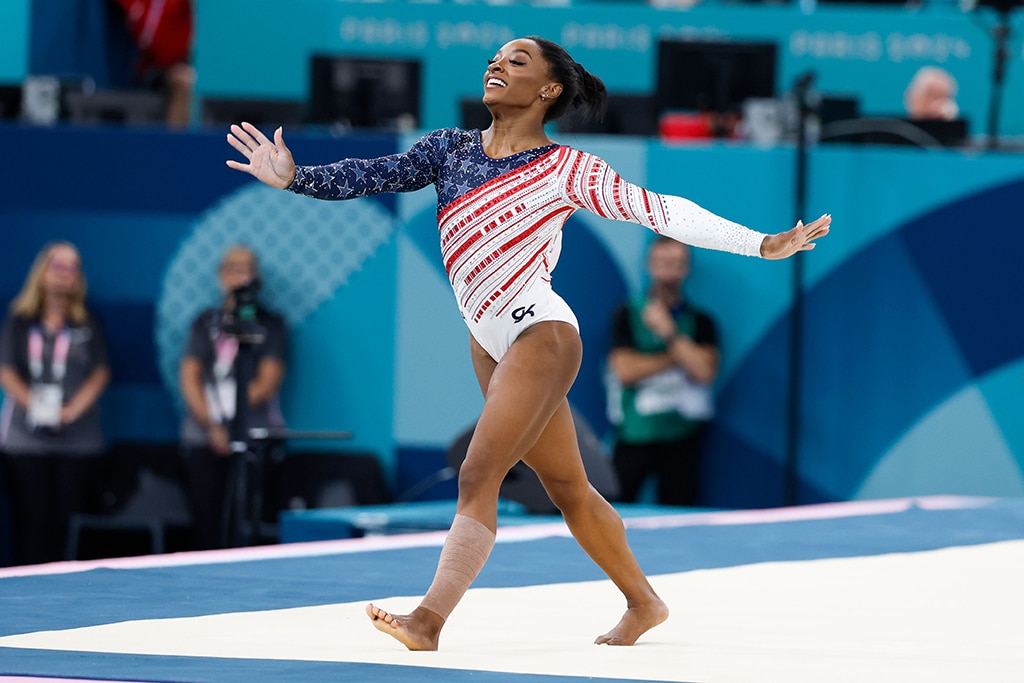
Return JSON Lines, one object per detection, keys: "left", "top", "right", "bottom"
{"left": 419, "top": 513, "right": 495, "bottom": 620}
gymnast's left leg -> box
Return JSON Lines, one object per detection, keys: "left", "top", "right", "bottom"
{"left": 522, "top": 399, "right": 668, "bottom": 644}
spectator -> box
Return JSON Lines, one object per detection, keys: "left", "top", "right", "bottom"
{"left": 607, "top": 237, "right": 717, "bottom": 507}
{"left": 0, "top": 242, "right": 110, "bottom": 565}
{"left": 904, "top": 66, "right": 959, "bottom": 121}
{"left": 111, "top": 0, "right": 195, "bottom": 127}
{"left": 178, "top": 245, "right": 287, "bottom": 549}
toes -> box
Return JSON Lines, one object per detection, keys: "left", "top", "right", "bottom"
{"left": 366, "top": 603, "right": 388, "bottom": 621}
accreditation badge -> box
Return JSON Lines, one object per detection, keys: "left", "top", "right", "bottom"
{"left": 204, "top": 377, "right": 237, "bottom": 423}
{"left": 27, "top": 382, "right": 64, "bottom": 428}
{"left": 634, "top": 368, "right": 714, "bottom": 420}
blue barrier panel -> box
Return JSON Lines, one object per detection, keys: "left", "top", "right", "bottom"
{"left": 2, "top": 122, "right": 1023, "bottom": 506}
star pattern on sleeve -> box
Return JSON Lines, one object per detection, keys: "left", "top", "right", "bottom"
{"left": 287, "top": 128, "right": 559, "bottom": 216}
{"left": 288, "top": 129, "right": 450, "bottom": 200}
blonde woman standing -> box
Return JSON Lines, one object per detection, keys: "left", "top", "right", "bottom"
{"left": 0, "top": 242, "right": 110, "bottom": 565}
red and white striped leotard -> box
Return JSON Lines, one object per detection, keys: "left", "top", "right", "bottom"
{"left": 289, "top": 128, "right": 767, "bottom": 361}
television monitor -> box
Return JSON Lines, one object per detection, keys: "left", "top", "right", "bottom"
{"left": 202, "top": 97, "right": 305, "bottom": 128}
{"left": 0, "top": 85, "right": 22, "bottom": 120}
{"left": 460, "top": 96, "right": 492, "bottom": 131}
{"left": 461, "top": 94, "right": 658, "bottom": 137}
{"left": 65, "top": 90, "right": 165, "bottom": 125}
{"left": 818, "top": 95, "right": 860, "bottom": 126}
{"left": 656, "top": 39, "right": 777, "bottom": 115}
{"left": 817, "top": 0, "right": 908, "bottom": 4}
{"left": 969, "top": 0, "right": 1022, "bottom": 7}
{"left": 557, "top": 94, "right": 659, "bottom": 137}
{"left": 820, "top": 116, "right": 970, "bottom": 148}
{"left": 308, "top": 56, "right": 421, "bottom": 131}
{"left": 911, "top": 117, "right": 970, "bottom": 146}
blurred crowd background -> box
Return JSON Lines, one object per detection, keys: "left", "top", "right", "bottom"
{"left": 2, "top": 0, "right": 1023, "bottom": 566}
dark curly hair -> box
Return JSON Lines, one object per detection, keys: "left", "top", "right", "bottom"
{"left": 524, "top": 36, "right": 608, "bottom": 125}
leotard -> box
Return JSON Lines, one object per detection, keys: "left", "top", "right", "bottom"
{"left": 289, "top": 128, "right": 766, "bottom": 360}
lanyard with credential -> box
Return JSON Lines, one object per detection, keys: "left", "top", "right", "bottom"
{"left": 28, "top": 326, "right": 71, "bottom": 382}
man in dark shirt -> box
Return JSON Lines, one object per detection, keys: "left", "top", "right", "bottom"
{"left": 607, "top": 237, "right": 718, "bottom": 507}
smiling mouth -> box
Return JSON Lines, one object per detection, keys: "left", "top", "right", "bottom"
{"left": 485, "top": 77, "right": 507, "bottom": 88}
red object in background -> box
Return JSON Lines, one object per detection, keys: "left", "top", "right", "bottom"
{"left": 113, "top": 0, "right": 193, "bottom": 72}
{"left": 658, "top": 112, "right": 713, "bottom": 141}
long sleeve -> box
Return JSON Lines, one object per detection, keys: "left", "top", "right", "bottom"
{"left": 288, "top": 129, "right": 447, "bottom": 200}
{"left": 560, "top": 150, "right": 766, "bottom": 258}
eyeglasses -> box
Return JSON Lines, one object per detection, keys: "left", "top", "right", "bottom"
{"left": 221, "top": 262, "right": 255, "bottom": 275}
{"left": 48, "top": 260, "right": 80, "bottom": 275}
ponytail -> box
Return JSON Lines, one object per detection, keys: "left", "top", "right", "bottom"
{"left": 525, "top": 36, "right": 608, "bottom": 124}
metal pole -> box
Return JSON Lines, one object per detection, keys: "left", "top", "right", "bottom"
{"left": 987, "top": 10, "right": 1012, "bottom": 150}
{"left": 786, "top": 74, "right": 814, "bottom": 506}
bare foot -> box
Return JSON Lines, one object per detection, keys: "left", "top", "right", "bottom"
{"left": 594, "top": 599, "right": 669, "bottom": 645}
{"left": 366, "top": 603, "right": 444, "bottom": 651}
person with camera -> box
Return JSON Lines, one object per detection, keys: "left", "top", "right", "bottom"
{"left": 179, "top": 245, "right": 287, "bottom": 550}
{"left": 0, "top": 242, "right": 110, "bottom": 565}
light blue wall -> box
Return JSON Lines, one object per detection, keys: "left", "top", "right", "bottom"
{"left": 12, "top": 2, "right": 1024, "bottom": 136}
{"left": 195, "top": 0, "right": 1024, "bottom": 136}
{"left": 0, "top": 0, "right": 30, "bottom": 83}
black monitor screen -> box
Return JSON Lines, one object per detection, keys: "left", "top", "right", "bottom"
{"left": 0, "top": 85, "right": 22, "bottom": 120}
{"left": 309, "top": 56, "right": 421, "bottom": 131}
{"left": 557, "top": 94, "right": 659, "bottom": 137}
{"left": 201, "top": 98, "right": 305, "bottom": 129}
{"left": 460, "top": 96, "right": 492, "bottom": 131}
{"left": 821, "top": 117, "right": 969, "bottom": 148}
{"left": 656, "top": 39, "right": 777, "bottom": 114}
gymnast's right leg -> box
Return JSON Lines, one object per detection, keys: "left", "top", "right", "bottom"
{"left": 367, "top": 322, "right": 582, "bottom": 650}
{"left": 365, "top": 511, "right": 493, "bottom": 650}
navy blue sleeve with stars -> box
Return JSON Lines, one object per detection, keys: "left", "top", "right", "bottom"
{"left": 287, "top": 128, "right": 450, "bottom": 200}
{"left": 286, "top": 128, "right": 558, "bottom": 214}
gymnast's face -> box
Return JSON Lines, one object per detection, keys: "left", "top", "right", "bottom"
{"left": 482, "top": 39, "right": 561, "bottom": 109}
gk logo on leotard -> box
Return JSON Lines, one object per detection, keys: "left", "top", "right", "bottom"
{"left": 511, "top": 304, "right": 536, "bottom": 323}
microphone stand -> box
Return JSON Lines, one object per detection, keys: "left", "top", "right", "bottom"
{"left": 220, "top": 280, "right": 357, "bottom": 546}
{"left": 983, "top": 0, "right": 1018, "bottom": 150}
{"left": 785, "top": 72, "right": 817, "bottom": 506}
{"left": 218, "top": 278, "right": 274, "bottom": 549}
{"left": 224, "top": 319, "right": 267, "bottom": 548}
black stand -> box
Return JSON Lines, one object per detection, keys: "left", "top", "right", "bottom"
{"left": 223, "top": 375, "right": 356, "bottom": 545}
{"left": 242, "top": 428, "right": 356, "bottom": 542}
{"left": 982, "top": 1, "right": 1019, "bottom": 150}
{"left": 785, "top": 73, "right": 816, "bottom": 506}
{"left": 224, "top": 334, "right": 265, "bottom": 548}
{"left": 219, "top": 285, "right": 275, "bottom": 548}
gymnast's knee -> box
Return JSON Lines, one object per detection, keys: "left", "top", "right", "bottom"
{"left": 542, "top": 477, "right": 594, "bottom": 513}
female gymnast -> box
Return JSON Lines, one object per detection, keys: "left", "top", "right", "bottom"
{"left": 226, "top": 36, "right": 830, "bottom": 650}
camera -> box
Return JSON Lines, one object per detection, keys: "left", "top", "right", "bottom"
{"left": 221, "top": 278, "right": 266, "bottom": 343}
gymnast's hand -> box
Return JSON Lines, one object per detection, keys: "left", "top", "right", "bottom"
{"left": 760, "top": 213, "right": 831, "bottom": 260}
{"left": 226, "top": 122, "right": 297, "bottom": 189}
